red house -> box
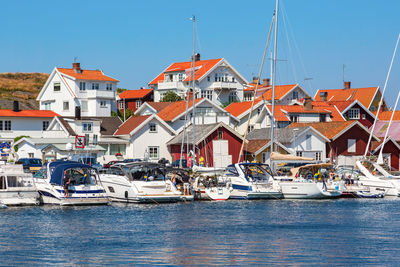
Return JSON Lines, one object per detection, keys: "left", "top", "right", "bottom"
{"left": 371, "top": 137, "right": 400, "bottom": 171}
{"left": 117, "top": 88, "right": 153, "bottom": 113}
{"left": 167, "top": 122, "right": 244, "bottom": 167}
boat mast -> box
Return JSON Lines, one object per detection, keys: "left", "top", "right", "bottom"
{"left": 270, "top": 0, "right": 279, "bottom": 164}
{"left": 191, "top": 15, "right": 196, "bottom": 166}
{"left": 364, "top": 33, "right": 400, "bottom": 158}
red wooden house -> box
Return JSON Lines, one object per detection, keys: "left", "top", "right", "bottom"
{"left": 117, "top": 88, "right": 153, "bottom": 113}
{"left": 167, "top": 122, "right": 244, "bottom": 167}
{"left": 371, "top": 137, "right": 400, "bottom": 171}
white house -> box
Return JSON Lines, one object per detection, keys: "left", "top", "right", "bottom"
{"left": 113, "top": 114, "right": 176, "bottom": 162}
{"left": 37, "top": 62, "right": 119, "bottom": 117}
{"left": 148, "top": 55, "right": 248, "bottom": 105}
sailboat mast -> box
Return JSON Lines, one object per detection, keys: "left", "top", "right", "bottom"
{"left": 270, "top": 0, "right": 279, "bottom": 162}
{"left": 192, "top": 15, "right": 196, "bottom": 166}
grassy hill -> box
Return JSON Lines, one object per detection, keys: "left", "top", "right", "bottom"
{"left": 0, "top": 72, "right": 49, "bottom": 110}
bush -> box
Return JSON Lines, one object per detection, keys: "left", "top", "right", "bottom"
{"left": 161, "top": 91, "right": 182, "bottom": 102}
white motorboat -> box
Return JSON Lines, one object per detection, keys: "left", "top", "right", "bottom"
{"left": 100, "top": 162, "right": 192, "bottom": 203}
{"left": 0, "top": 164, "right": 39, "bottom": 206}
{"left": 223, "top": 163, "right": 283, "bottom": 200}
{"left": 192, "top": 175, "right": 231, "bottom": 201}
{"left": 356, "top": 160, "right": 399, "bottom": 197}
{"left": 33, "top": 161, "right": 109, "bottom": 206}
{"left": 279, "top": 163, "right": 343, "bottom": 199}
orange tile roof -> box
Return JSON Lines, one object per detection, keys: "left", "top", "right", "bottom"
{"left": 315, "top": 87, "right": 378, "bottom": 108}
{"left": 245, "top": 139, "right": 270, "bottom": 154}
{"left": 0, "top": 110, "right": 59, "bottom": 118}
{"left": 266, "top": 105, "right": 290, "bottom": 122}
{"left": 224, "top": 99, "right": 262, "bottom": 117}
{"left": 157, "top": 98, "right": 203, "bottom": 121}
{"left": 57, "top": 68, "right": 119, "bottom": 82}
{"left": 149, "top": 58, "right": 222, "bottom": 85}
{"left": 375, "top": 110, "right": 400, "bottom": 121}
{"left": 114, "top": 115, "right": 150, "bottom": 135}
{"left": 244, "top": 84, "right": 297, "bottom": 101}
{"left": 279, "top": 105, "right": 331, "bottom": 114}
{"left": 119, "top": 89, "right": 153, "bottom": 99}
{"left": 288, "top": 121, "right": 355, "bottom": 139}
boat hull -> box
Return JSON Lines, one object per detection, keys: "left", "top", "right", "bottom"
{"left": 0, "top": 190, "right": 39, "bottom": 206}
{"left": 280, "top": 182, "right": 341, "bottom": 199}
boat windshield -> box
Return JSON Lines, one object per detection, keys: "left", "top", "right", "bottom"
{"left": 226, "top": 165, "right": 239, "bottom": 176}
{"left": 126, "top": 165, "right": 165, "bottom": 181}
{"left": 105, "top": 167, "right": 125, "bottom": 176}
{"left": 239, "top": 164, "right": 272, "bottom": 182}
{"left": 33, "top": 167, "right": 47, "bottom": 179}
{"left": 66, "top": 168, "right": 97, "bottom": 185}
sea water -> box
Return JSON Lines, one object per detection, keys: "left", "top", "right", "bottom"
{"left": 1, "top": 199, "right": 400, "bottom": 266}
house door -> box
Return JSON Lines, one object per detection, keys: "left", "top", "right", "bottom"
{"left": 212, "top": 140, "right": 232, "bottom": 168}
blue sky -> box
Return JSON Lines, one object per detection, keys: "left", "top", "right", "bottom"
{"left": 1, "top": 0, "right": 400, "bottom": 107}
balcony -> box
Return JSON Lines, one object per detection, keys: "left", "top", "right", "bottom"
{"left": 157, "top": 81, "right": 186, "bottom": 90}
{"left": 211, "top": 82, "right": 240, "bottom": 90}
{"left": 82, "top": 90, "right": 115, "bottom": 99}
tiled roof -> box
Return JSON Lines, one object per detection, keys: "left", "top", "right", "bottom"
{"left": 57, "top": 68, "right": 119, "bottom": 82}
{"left": 288, "top": 121, "right": 355, "bottom": 140}
{"left": 114, "top": 115, "right": 150, "bottom": 135}
{"left": 146, "top": 102, "right": 174, "bottom": 112}
{"left": 118, "top": 89, "right": 153, "bottom": 99}
{"left": 224, "top": 99, "right": 262, "bottom": 117}
{"left": 265, "top": 105, "right": 290, "bottom": 122}
{"left": 375, "top": 110, "right": 400, "bottom": 121}
{"left": 244, "top": 84, "right": 297, "bottom": 100}
{"left": 311, "top": 101, "right": 348, "bottom": 122}
{"left": 157, "top": 98, "right": 203, "bottom": 121}
{"left": 0, "top": 110, "right": 59, "bottom": 118}
{"left": 245, "top": 139, "right": 270, "bottom": 154}
{"left": 326, "top": 101, "right": 354, "bottom": 112}
{"left": 279, "top": 105, "right": 331, "bottom": 114}
{"left": 149, "top": 58, "right": 222, "bottom": 85}
{"left": 247, "top": 127, "right": 303, "bottom": 143}
{"left": 315, "top": 87, "right": 378, "bottom": 108}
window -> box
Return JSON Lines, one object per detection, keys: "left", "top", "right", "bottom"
{"left": 92, "top": 134, "right": 98, "bottom": 145}
{"left": 63, "top": 101, "right": 69, "bottom": 111}
{"left": 200, "top": 90, "right": 213, "bottom": 101}
{"left": 207, "top": 76, "right": 210, "bottom": 82}
{"left": 290, "top": 115, "right": 299, "bottom": 122}
{"left": 106, "top": 83, "right": 112, "bottom": 91}
{"left": 178, "top": 73, "right": 184, "bottom": 81}
{"left": 100, "top": 100, "right": 107, "bottom": 108}
{"left": 248, "top": 125, "right": 254, "bottom": 133}
{"left": 53, "top": 82, "right": 60, "bottom": 92}
{"left": 292, "top": 91, "right": 299, "bottom": 99}
{"left": 85, "top": 134, "right": 90, "bottom": 146}
{"left": 79, "top": 82, "right": 86, "bottom": 91}
{"left": 28, "top": 153, "right": 34, "bottom": 158}
{"left": 92, "top": 83, "right": 99, "bottom": 90}
{"left": 149, "top": 123, "right": 157, "bottom": 133}
{"left": 348, "top": 108, "right": 360, "bottom": 119}
{"left": 42, "top": 121, "right": 49, "bottom": 131}
{"left": 315, "top": 152, "right": 322, "bottom": 161}
{"left": 81, "top": 101, "right": 88, "bottom": 112}
{"left": 296, "top": 151, "right": 303, "bottom": 157}
{"left": 148, "top": 146, "right": 159, "bottom": 160}
{"left": 110, "top": 144, "right": 126, "bottom": 155}
{"left": 257, "top": 108, "right": 261, "bottom": 115}
{"left": 229, "top": 91, "right": 237, "bottom": 102}
{"left": 362, "top": 114, "right": 366, "bottom": 120}
{"left": 217, "top": 131, "right": 223, "bottom": 140}
{"left": 348, "top": 139, "right": 356, "bottom": 153}
{"left": 136, "top": 100, "right": 141, "bottom": 108}
{"left": 232, "top": 77, "right": 235, "bottom": 82}
{"left": 319, "top": 114, "right": 326, "bottom": 122}
{"left": 44, "top": 102, "right": 52, "bottom": 110}
{"left": 0, "top": 121, "right": 11, "bottom": 131}
{"left": 83, "top": 122, "right": 93, "bottom": 133}
{"left": 118, "top": 101, "right": 125, "bottom": 109}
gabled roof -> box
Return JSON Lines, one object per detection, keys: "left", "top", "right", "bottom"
{"left": 314, "top": 87, "right": 379, "bottom": 109}
{"left": 57, "top": 68, "right": 119, "bottom": 82}
{"left": 311, "top": 101, "right": 346, "bottom": 122}
{"left": 340, "top": 99, "right": 376, "bottom": 119}
{"left": 134, "top": 101, "right": 173, "bottom": 115}
{"left": 0, "top": 110, "right": 59, "bottom": 118}
{"left": 245, "top": 84, "right": 301, "bottom": 101}
{"left": 56, "top": 117, "right": 76, "bottom": 136}
{"left": 149, "top": 58, "right": 223, "bottom": 85}
{"left": 224, "top": 99, "right": 262, "bottom": 118}
{"left": 371, "top": 137, "right": 400, "bottom": 153}
{"left": 114, "top": 115, "right": 151, "bottom": 135}
{"left": 375, "top": 110, "right": 400, "bottom": 121}
{"left": 244, "top": 139, "right": 290, "bottom": 155}
{"left": 157, "top": 98, "right": 203, "bottom": 121}
{"left": 118, "top": 89, "right": 153, "bottom": 100}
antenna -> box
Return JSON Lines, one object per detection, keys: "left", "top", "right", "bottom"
{"left": 342, "top": 64, "right": 346, "bottom": 83}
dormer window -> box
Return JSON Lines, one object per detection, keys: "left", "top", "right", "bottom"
{"left": 348, "top": 108, "right": 360, "bottom": 119}
{"left": 92, "top": 83, "right": 99, "bottom": 90}
{"left": 106, "top": 83, "right": 112, "bottom": 91}
{"left": 53, "top": 82, "right": 61, "bottom": 92}
{"left": 292, "top": 91, "right": 299, "bottom": 100}
{"left": 149, "top": 123, "right": 157, "bottom": 133}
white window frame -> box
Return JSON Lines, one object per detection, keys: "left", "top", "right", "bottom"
{"left": 82, "top": 122, "right": 93, "bottom": 133}
{"left": 149, "top": 123, "right": 157, "bottom": 133}
{"left": 1, "top": 120, "right": 12, "bottom": 131}
{"left": 100, "top": 100, "right": 107, "bottom": 108}
{"left": 44, "top": 102, "right": 52, "bottom": 110}
{"left": 118, "top": 101, "right": 125, "bottom": 109}
{"left": 136, "top": 100, "right": 141, "bottom": 108}
{"left": 290, "top": 115, "right": 299, "bottom": 122}
{"left": 53, "top": 82, "right": 61, "bottom": 92}
{"left": 42, "top": 121, "right": 49, "bottom": 131}
{"left": 229, "top": 91, "right": 237, "bottom": 102}
{"left": 148, "top": 146, "right": 159, "bottom": 160}
{"left": 92, "top": 83, "right": 99, "bottom": 90}
{"left": 292, "top": 91, "right": 299, "bottom": 99}
{"left": 348, "top": 108, "right": 360, "bottom": 120}
{"left": 362, "top": 114, "right": 366, "bottom": 120}
{"left": 63, "top": 101, "right": 69, "bottom": 111}
{"left": 79, "top": 82, "right": 86, "bottom": 91}
{"left": 106, "top": 83, "right": 112, "bottom": 91}
{"left": 296, "top": 151, "right": 303, "bottom": 157}
{"left": 348, "top": 139, "right": 356, "bottom": 153}
{"left": 315, "top": 152, "right": 322, "bottom": 161}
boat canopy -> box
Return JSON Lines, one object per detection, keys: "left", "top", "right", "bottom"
{"left": 270, "top": 152, "right": 314, "bottom": 162}
{"left": 49, "top": 161, "right": 95, "bottom": 185}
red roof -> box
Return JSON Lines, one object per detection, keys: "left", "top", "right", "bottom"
{"left": 157, "top": 98, "right": 203, "bottom": 121}
{"left": 114, "top": 115, "right": 150, "bottom": 135}
{"left": 288, "top": 121, "right": 356, "bottom": 139}
{"left": 224, "top": 100, "right": 262, "bottom": 117}
{"left": 279, "top": 105, "right": 331, "bottom": 114}
{"left": 57, "top": 68, "right": 119, "bottom": 82}
{"left": 245, "top": 84, "right": 297, "bottom": 101}
{"left": 266, "top": 105, "right": 290, "bottom": 122}
{"left": 315, "top": 87, "right": 378, "bottom": 108}
{"left": 245, "top": 139, "right": 270, "bottom": 154}
{"left": 375, "top": 110, "right": 400, "bottom": 121}
{"left": 119, "top": 89, "right": 153, "bottom": 99}
{"left": 149, "top": 59, "right": 222, "bottom": 85}
{"left": 0, "top": 110, "right": 59, "bottom": 118}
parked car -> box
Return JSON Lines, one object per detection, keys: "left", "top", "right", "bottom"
{"left": 15, "top": 158, "right": 42, "bottom": 173}
{"left": 71, "top": 155, "right": 103, "bottom": 170}
{"left": 103, "top": 160, "right": 123, "bottom": 168}
{"left": 123, "top": 159, "right": 142, "bottom": 163}
{"left": 170, "top": 159, "right": 187, "bottom": 168}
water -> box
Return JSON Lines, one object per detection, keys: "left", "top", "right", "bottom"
{"left": 1, "top": 199, "right": 400, "bottom": 266}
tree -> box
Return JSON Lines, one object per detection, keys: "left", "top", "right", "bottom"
{"left": 161, "top": 90, "right": 182, "bottom": 102}
{"left": 13, "top": 135, "right": 30, "bottom": 152}
{"left": 117, "top": 88, "right": 127, "bottom": 94}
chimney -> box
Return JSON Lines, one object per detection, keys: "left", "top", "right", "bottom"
{"left": 195, "top": 53, "right": 200, "bottom": 61}
{"left": 344, "top": 81, "right": 351, "bottom": 89}
{"left": 320, "top": 92, "right": 328, "bottom": 101}
{"left": 252, "top": 77, "right": 260, "bottom": 84}
{"left": 72, "top": 62, "right": 81, "bottom": 73}
{"left": 263, "top": 78, "right": 270, "bottom": 87}
{"left": 75, "top": 106, "right": 81, "bottom": 120}
{"left": 303, "top": 97, "right": 313, "bottom": 110}
{"left": 13, "top": 101, "right": 20, "bottom": 112}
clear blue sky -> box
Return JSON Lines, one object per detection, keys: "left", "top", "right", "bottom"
{"left": 1, "top": 0, "right": 400, "bottom": 108}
